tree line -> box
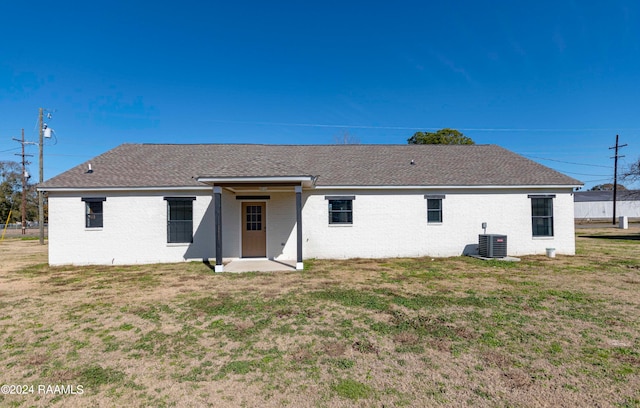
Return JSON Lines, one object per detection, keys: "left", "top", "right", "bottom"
{"left": 0, "top": 161, "right": 38, "bottom": 225}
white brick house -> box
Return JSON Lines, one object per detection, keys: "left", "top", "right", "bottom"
{"left": 39, "top": 144, "right": 582, "bottom": 269}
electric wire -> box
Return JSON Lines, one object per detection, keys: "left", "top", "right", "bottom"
{"left": 554, "top": 170, "right": 612, "bottom": 177}
{"left": 582, "top": 178, "right": 614, "bottom": 183}
{"left": 208, "top": 119, "right": 640, "bottom": 133}
{"left": 522, "top": 155, "right": 613, "bottom": 169}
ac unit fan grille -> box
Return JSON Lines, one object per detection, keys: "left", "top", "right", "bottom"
{"left": 478, "top": 234, "right": 507, "bottom": 258}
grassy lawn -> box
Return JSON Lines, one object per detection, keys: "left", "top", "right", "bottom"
{"left": 0, "top": 228, "right": 639, "bottom": 407}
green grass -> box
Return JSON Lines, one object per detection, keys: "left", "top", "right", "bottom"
{"left": 309, "top": 288, "right": 390, "bottom": 311}
{"left": 0, "top": 228, "right": 639, "bottom": 406}
{"left": 20, "top": 236, "right": 40, "bottom": 241}
{"left": 76, "top": 365, "right": 126, "bottom": 388}
{"left": 332, "top": 378, "right": 374, "bottom": 400}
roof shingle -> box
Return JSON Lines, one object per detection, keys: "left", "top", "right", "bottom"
{"left": 40, "top": 143, "right": 582, "bottom": 189}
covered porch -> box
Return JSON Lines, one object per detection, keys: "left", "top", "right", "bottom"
{"left": 197, "top": 176, "right": 315, "bottom": 272}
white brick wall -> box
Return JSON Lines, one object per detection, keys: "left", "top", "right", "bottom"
{"left": 48, "top": 190, "right": 214, "bottom": 266}
{"left": 48, "top": 187, "right": 576, "bottom": 265}
{"left": 301, "top": 188, "right": 576, "bottom": 259}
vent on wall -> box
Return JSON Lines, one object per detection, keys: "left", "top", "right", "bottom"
{"left": 478, "top": 234, "right": 507, "bottom": 258}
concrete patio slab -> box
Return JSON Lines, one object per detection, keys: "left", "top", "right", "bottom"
{"left": 468, "top": 254, "right": 521, "bottom": 262}
{"left": 223, "top": 259, "right": 297, "bottom": 273}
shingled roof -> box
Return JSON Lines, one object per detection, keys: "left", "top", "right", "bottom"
{"left": 40, "top": 143, "right": 581, "bottom": 189}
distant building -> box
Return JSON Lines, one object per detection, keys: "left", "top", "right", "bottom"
{"left": 574, "top": 190, "right": 640, "bottom": 221}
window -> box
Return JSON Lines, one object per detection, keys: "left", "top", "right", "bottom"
{"left": 425, "top": 195, "right": 445, "bottom": 223}
{"left": 326, "top": 196, "right": 354, "bottom": 224}
{"left": 245, "top": 204, "right": 262, "bottom": 231}
{"left": 82, "top": 197, "right": 106, "bottom": 228}
{"left": 530, "top": 195, "right": 554, "bottom": 237}
{"left": 165, "top": 197, "right": 194, "bottom": 243}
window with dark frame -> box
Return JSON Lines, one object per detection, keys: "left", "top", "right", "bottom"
{"left": 328, "top": 198, "right": 353, "bottom": 224}
{"left": 166, "top": 198, "right": 194, "bottom": 243}
{"left": 530, "top": 196, "right": 554, "bottom": 237}
{"left": 424, "top": 194, "right": 445, "bottom": 223}
{"left": 82, "top": 197, "right": 105, "bottom": 228}
{"left": 427, "top": 199, "right": 442, "bottom": 223}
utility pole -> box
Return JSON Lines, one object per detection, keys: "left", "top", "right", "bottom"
{"left": 36, "top": 107, "right": 55, "bottom": 244}
{"left": 13, "top": 129, "right": 33, "bottom": 235}
{"left": 609, "top": 134, "right": 627, "bottom": 225}
{"left": 38, "top": 108, "right": 44, "bottom": 244}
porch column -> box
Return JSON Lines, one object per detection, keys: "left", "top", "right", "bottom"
{"left": 214, "top": 186, "right": 223, "bottom": 272}
{"left": 295, "top": 185, "right": 303, "bottom": 270}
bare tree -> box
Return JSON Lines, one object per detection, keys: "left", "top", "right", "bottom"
{"left": 333, "top": 131, "right": 360, "bottom": 144}
{"left": 623, "top": 159, "right": 639, "bottom": 181}
{"left": 622, "top": 158, "right": 640, "bottom": 197}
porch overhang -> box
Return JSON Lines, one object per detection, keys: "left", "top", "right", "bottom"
{"left": 196, "top": 176, "right": 316, "bottom": 189}
{"left": 201, "top": 176, "right": 309, "bottom": 273}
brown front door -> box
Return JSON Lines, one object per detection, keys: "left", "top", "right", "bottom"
{"left": 242, "top": 202, "right": 266, "bottom": 257}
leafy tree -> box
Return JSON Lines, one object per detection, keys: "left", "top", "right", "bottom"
{"left": 407, "top": 128, "right": 475, "bottom": 145}
{"left": 0, "top": 161, "right": 37, "bottom": 224}
{"left": 0, "top": 161, "right": 20, "bottom": 223}
{"left": 590, "top": 183, "right": 627, "bottom": 191}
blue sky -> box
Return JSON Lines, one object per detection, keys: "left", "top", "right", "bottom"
{"left": 1, "top": 1, "right": 638, "bottom": 189}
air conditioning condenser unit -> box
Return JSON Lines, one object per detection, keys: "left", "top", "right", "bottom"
{"left": 478, "top": 234, "right": 507, "bottom": 258}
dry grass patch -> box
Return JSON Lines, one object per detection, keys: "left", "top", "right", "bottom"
{"left": 0, "top": 228, "right": 639, "bottom": 406}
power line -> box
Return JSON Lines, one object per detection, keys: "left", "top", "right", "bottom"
{"left": 208, "top": 119, "right": 640, "bottom": 133}
{"left": 523, "top": 154, "right": 613, "bottom": 169}
{"left": 46, "top": 153, "right": 93, "bottom": 158}
{"left": 582, "top": 178, "right": 613, "bottom": 183}
{"left": 556, "top": 170, "right": 612, "bottom": 177}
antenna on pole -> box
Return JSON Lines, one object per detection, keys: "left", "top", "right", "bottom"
{"left": 609, "top": 134, "right": 627, "bottom": 225}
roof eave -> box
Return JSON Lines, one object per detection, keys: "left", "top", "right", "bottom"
{"left": 39, "top": 183, "right": 583, "bottom": 193}
{"left": 313, "top": 184, "right": 583, "bottom": 190}
{"left": 196, "top": 175, "right": 316, "bottom": 188}
{"left": 38, "top": 186, "right": 211, "bottom": 193}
